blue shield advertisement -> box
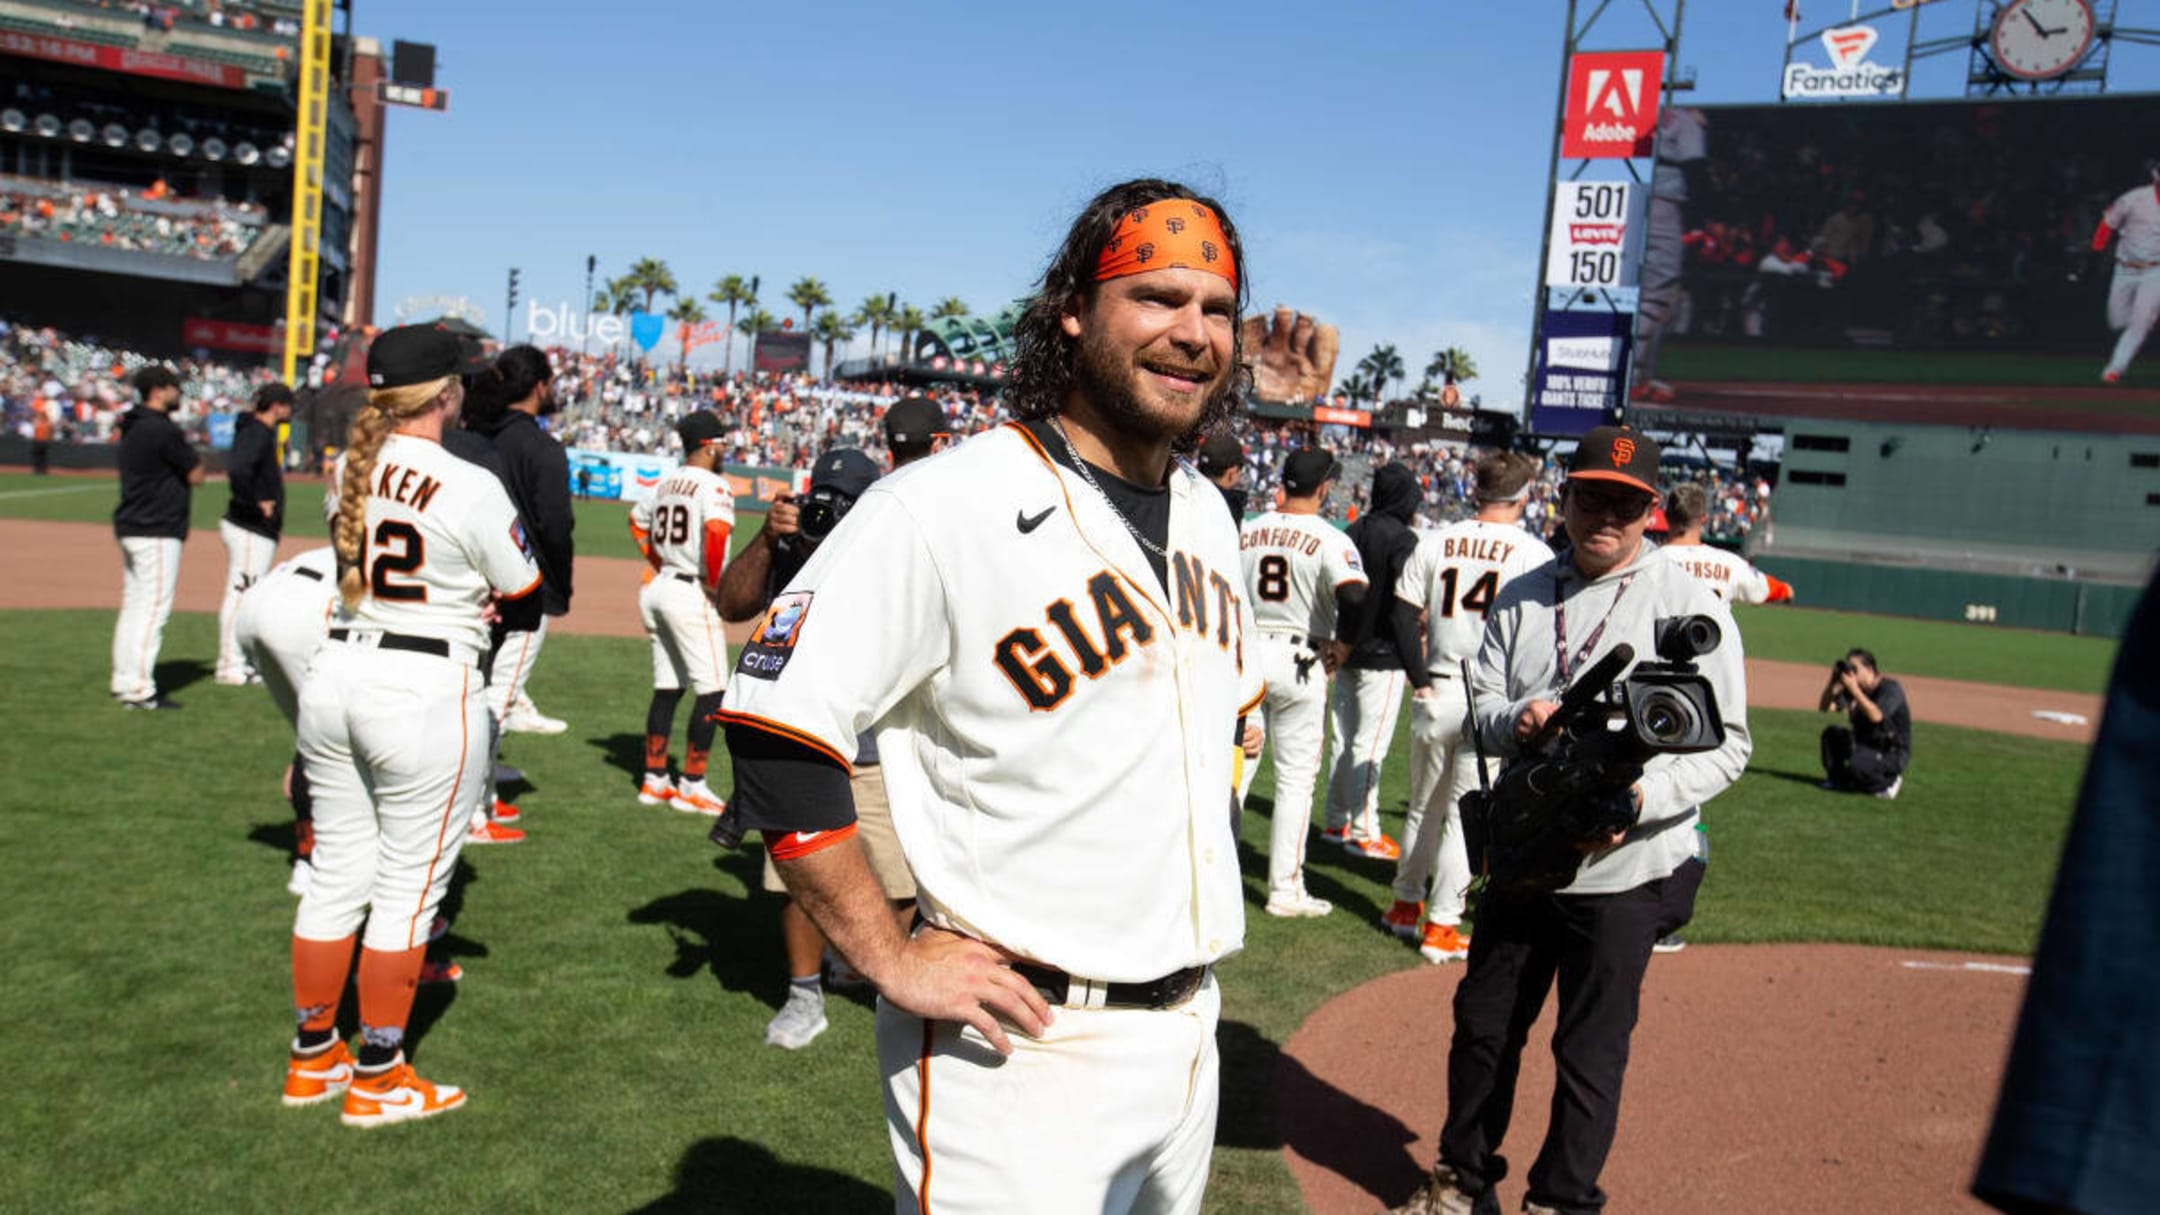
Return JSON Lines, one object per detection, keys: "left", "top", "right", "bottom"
{"left": 629, "top": 312, "right": 665, "bottom": 352}
{"left": 1530, "top": 309, "right": 1632, "bottom": 437}
{"left": 206, "top": 412, "right": 237, "bottom": 451}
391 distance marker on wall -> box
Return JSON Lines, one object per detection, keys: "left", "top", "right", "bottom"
{"left": 1545, "top": 181, "right": 1642, "bottom": 290}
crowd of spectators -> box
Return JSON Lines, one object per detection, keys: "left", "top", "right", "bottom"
{"left": 0, "top": 320, "right": 279, "bottom": 447}
{"left": 54, "top": 0, "right": 299, "bottom": 36}
{"left": 0, "top": 178, "right": 264, "bottom": 261}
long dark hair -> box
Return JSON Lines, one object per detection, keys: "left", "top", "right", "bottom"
{"left": 466, "top": 344, "right": 553, "bottom": 425}
{"left": 1006, "top": 177, "right": 1250, "bottom": 453}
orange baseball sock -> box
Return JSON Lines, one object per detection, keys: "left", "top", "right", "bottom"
{"left": 291, "top": 934, "right": 356, "bottom": 1048}
{"left": 354, "top": 945, "right": 426, "bottom": 1068}
{"left": 683, "top": 747, "right": 709, "bottom": 781}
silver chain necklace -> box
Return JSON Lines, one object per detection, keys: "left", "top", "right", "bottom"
{"left": 1049, "top": 416, "right": 1169, "bottom": 558}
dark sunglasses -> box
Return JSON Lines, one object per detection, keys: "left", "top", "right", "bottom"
{"left": 1570, "top": 482, "right": 1656, "bottom": 521}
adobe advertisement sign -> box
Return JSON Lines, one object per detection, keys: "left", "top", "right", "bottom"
{"left": 1545, "top": 181, "right": 1644, "bottom": 289}
{"left": 1531, "top": 309, "right": 1632, "bottom": 436}
{"left": 0, "top": 30, "right": 249, "bottom": 90}
{"left": 1560, "top": 51, "right": 1664, "bottom": 159}
{"left": 1783, "top": 24, "right": 1906, "bottom": 100}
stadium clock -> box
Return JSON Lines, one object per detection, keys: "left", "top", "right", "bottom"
{"left": 1989, "top": 0, "right": 2097, "bottom": 81}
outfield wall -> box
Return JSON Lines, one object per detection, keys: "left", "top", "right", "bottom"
{"left": 1753, "top": 554, "right": 2142, "bottom": 638}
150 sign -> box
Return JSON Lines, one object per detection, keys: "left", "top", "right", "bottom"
{"left": 1546, "top": 181, "right": 1639, "bottom": 288}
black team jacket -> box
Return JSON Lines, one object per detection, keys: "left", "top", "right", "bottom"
{"left": 222, "top": 411, "right": 284, "bottom": 540}
{"left": 1342, "top": 462, "right": 1424, "bottom": 673}
{"left": 473, "top": 409, "right": 574, "bottom": 617}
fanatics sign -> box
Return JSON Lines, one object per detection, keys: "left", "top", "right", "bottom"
{"left": 1782, "top": 24, "right": 1906, "bottom": 100}
{"left": 1560, "top": 51, "right": 1665, "bottom": 159}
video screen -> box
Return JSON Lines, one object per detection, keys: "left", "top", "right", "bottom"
{"left": 1636, "top": 94, "right": 2160, "bottom": 411}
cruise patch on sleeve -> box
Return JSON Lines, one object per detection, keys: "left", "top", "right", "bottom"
{"left": 737, "top": 590, "right": 814, "bottom": 680}
{"left": 510, "top": 518, "right": 535, "bottom": 560}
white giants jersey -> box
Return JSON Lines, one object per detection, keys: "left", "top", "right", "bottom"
{"left": 1398, "top": 519, "right": 1554, "bottom": 673}
{"left": 643, "top": 465, "right": 736, "bottom": 588}
{"left": 2105, "top": 184, "right": 2160, "bottom": 266}
{"left": 1240, "top": 510, "right": 1366, "bottom": 639}
{"left": 347, "top": 433, "right": 541, "bottom": 652}
{"left": 1661, "top": 543, "right": 1773, "bottom": 605}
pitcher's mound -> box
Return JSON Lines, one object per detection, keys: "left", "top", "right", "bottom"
{"left": 1278, "top": 944, "right": 2025, "bottom": 1214}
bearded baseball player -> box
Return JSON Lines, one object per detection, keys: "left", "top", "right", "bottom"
{"left": 1237, "top": 447, "right": 1366, "bottom": 918}
{"left": 720, "top": 178, "right": 1260, "bottom": 1214}
{"left": 110, "top": 364, "right": 202, "bottom": 710}
{"left": 2095, "top": 158, "right": 2160, "bottom": 385}
{"left": 1381, "top": 451, "right": 1553, "bottom": 964}
{"left": 627, "top": 409, "right": 735, "bottom": 816}
{"left": 1658, "top": 483, "right": 1793, "bottom": 605}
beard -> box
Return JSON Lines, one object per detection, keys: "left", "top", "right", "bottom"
{"left": 1070, "top": 325, "right": 1234, "bottom": 451}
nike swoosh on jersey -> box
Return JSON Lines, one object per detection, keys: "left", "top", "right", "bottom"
{"left": 1016, "top": 506, "right": 1056, "bottom": 533}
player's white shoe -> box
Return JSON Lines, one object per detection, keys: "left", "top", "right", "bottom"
{"left": 670, "top": 778, "right": 726, "bottom": 817}
{"left": 501, "top": 706, "right": 567, "bottom": 735}
{"left": 764, "top": 985, "right": 828, "bottom": 1050}
{"left": 637, "top": 774, "right": 676, "bottom": 806}
{"left": 1264, "top": 891, "right": 1334, "bottom": 919}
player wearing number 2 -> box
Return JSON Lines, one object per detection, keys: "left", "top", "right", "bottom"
{"left": 281, "top": 325, "right": 540, "bottom": 1127}
{"left": 627, "top": 410, "right": 736, "bottom": 814}
{"left": 1238, "top": 447, "right": 1366, "bottom": 918}
{"left": 1381, "top": 452, "right": 1553, "bottom": 963}
{"left": 2095, "top": 158, "right": 2160, "bottom": 385}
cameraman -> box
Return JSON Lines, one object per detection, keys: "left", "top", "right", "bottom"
{"left": 1387, "top": 427, "right": 1751, "bottom": 1215}
{"left": 716, "top": 440, "right": 923, "bottom": 1051}
{"left": 1817, "top": 649, "right": 1910, "bottom": 799}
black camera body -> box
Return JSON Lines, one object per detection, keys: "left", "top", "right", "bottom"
{"left": 1460, "top": 615, "right": 1728, "bottom": 895}
{"left": 796, "top": 485, "right": 857, "bottom": 544}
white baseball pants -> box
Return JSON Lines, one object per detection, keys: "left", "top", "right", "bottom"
{"left": 233, "top": 577, "right": 333, "bottom": 727}
{"left": 1239, "top": 635, "right": 1330, "bottom": 901}
{"left": 214, "top": 520, "right": 277, "bottom": 683}
{"left": 646, "top": 576, "right": 729, "bottom": 695}
{"left": 1392, "top": 679, "right": 1487, "bottom": 926}
{"left": 294, "top": 643, "right": 489, "bottom": 952}
{"left": 638, "top": 579, "right": 680, "bottom": 692}
{"left": 1326, "top": 667, "right": 1406, "bottom": 841}
{"left": 488, "top": 615, "right": 549, "bottom": 720}
{"left": 879, "top": 976, "right": 1220, "bottom": 1215}
{"left": 110, "top": 535, "right": 182, "bottom": 701}
{"left": 2106, "top": 262, "right": 2160, "bottom": 377}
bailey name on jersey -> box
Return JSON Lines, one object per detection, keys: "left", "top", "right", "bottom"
{"left": 1439, "top": 534, "right": 1524, "bottom": 565}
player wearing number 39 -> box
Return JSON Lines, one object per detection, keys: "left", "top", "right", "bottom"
{"left": 721, "top": 179, "right": 1261, "bottom": 1214}
{"left": 280, "top": 325, "right": 541, "bottom": 1127}
{"left": 1238, "top": 447, "right": 1367, "bottom": 918}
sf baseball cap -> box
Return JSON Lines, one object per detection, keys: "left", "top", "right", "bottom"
{"left": 1196, "top": 431, "right": 1243, "bottom": 476}
{"left": 883, "top": 395, "right": 947, "bottom": 446}
{"left": 368, "top": 323, "right": 493, "bottom": 390}
{"left": 677, "top": 409, "right": 725, "bottom": 449}
{"left": 809, "top": 448, "right": 879, "bottom": 499}
{"left": 1567, "top": 425, "right": 1661, "bottom": 497}
{"left": 1281, "top": 448, "right": 1340, "bottom": 495}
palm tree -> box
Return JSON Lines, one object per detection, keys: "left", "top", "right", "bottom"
{"left": 667, "top": 298, "right": 708, "bottom": 372}
{"left": 595, "top": 276, "right": 637, "bottom": 316}
{"left": 852, "top": 294, "right": 896, "bottom": 361}
{"left": 786, "top": 277, "right": 832, "bottom": 332}
{"left": 707, "top": 274, "right": 756, "bottom": 376}
{"left": 931, "top": 296, "right": 970, "bottom": 321}
{"left": 811, "top": 310, "right": 856, "bottom": 379}
{"left": 1357, "top": 344, "right": 1405, "bottom": 406}
{"left": 622, "top": 257, "right": 678, "bottom": 313}
{"left": 1337, "top": 372, "right": 1374, "bottom": 404}
{"left": 894, "top": 303, "right": 926, "bottom": 364}
{"left": 1426, "top": 346, "right": 1478, "bottom": 403}
{"left": 736, "top": 306, "right": 778, "bottom": 369}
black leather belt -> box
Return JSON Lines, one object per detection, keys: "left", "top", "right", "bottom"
{"left": 1427, "top": 669, "right": 1455, "bottom": 681}
{"left": 670, "top": 572, "right": 697, "bottom": 584}
{"left": 293, "top": 567, "right": 324, "bottom": 582}
{"left": 328, "top": 627, "right": 450, "bottom": 658}
{"left": 1011, "top": 962, "right": 1209, "bottom": 1010}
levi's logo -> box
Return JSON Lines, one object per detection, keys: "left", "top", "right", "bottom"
{"left": 736, "top": 590, "right": 814, "bottom": 681}
{"left": 1612, "top": 437, "right": 1636, "bottom": 464}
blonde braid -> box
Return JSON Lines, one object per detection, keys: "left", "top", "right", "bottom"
{"left": 333, "top": 377, "right": 456, "bottom": 610}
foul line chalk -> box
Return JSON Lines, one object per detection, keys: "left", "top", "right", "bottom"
{"left": 0, "top": 484, "right": 105, "bottom": 501}
{"left": 1901, "top": 960, "right": 2031, "bottom": 976}
{"left": 2030, "top": 710, "right": 2089, "bottom": 726}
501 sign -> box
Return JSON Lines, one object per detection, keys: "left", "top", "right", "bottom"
{"left": 1545, "top": 181, "right": 1638, "bottom": 289}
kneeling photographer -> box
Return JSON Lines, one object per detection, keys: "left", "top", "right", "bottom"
{"left": 1386, "top": 428, "right": 1751, "bottom": 1215}
{"left": 1817, "top": 648, "right": 1910, "bottom": 799}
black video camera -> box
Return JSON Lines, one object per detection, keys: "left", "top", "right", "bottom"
{"left": 1459, "top": 616, "right": 1728, "bottom": 895}
{"left": 796, "top": 486, "right": 856, "bottom": 544}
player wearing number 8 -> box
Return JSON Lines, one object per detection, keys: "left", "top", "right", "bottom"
{"left": 282, "top": 325, "right": 541, "bottom": 1126}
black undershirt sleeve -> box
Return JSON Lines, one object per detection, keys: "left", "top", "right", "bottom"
{"left": 1333, "top": 582, "right": 1367, "bottom": 644}
{"left": 1389, "top": 597, "right": 1431, "bottom": 690}
{"left": 724, "top": 724, "right": 857, "bottom": 835}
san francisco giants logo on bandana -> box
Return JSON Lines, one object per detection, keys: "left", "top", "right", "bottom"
{"left": 1612, "top": 437, "right": 1636, "bottom": 464}
{"left": 1094, "top": 199, "right": 1238, "bottom": 289}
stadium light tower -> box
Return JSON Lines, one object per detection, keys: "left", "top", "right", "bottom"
{"left": 506, "top": 268, "right": 521, "bottom": 344}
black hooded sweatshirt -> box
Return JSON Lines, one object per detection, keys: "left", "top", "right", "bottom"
{"left": 473, "top": 409, "right": 574, "bottom": 617}
{"left": 1342, "top": 462, "right": 1423, "bottom": 671}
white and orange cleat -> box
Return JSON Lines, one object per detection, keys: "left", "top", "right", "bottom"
{"left": 670, "top": 778, "right": 726, "bottom": 817}
{"left": 489, "top": 797, "right": 522, "bottom": 825}
{"left": 281, "top": 1039, "right": 354, "bottom": 1108}
{"left": 466, "top": 818, "right": 525, "bottom": 846}
{"left": 340, "top": 1054, "right": 466, "bottom": 1128}
{"left": 637, "top": 774, "right": 676, "bottom": 807}
{"left": 1380, "top": 899, "right": 1424, "bottom": 940}
{"left": 1342, "top": 833, "right": 1402, "bottom": 862}
{"left": 1419, "top": 922, "right": 1472, "bottom": 964}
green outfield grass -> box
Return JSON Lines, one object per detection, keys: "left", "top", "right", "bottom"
{"left": 1732, "top": 602, "right": 2118, "bottom": 695}
{"left": 1658, "top": 342, "right": 2160, "bottom": 400}
{"left": 0, "top": 472, "right": 767, "bottom": 563}
{"left": 0, "top": 610, "right": 2084, "bottom": 1212}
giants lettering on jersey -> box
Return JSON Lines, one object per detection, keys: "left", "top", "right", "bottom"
{"left": 993, "top": 553, "right": 1245, "bottom": 711}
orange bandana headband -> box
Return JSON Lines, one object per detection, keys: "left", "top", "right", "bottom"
{"left": 1094, "top": 200, "right": 1238, "bottom": 290}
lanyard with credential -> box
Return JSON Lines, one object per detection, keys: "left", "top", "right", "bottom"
{"left": 1552, "top": 571, "right": 1637, "bottom": 692}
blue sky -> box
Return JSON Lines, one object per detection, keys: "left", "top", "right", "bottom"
{"left": 357, "top": 0, "right": 2160, "bottom": 410}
